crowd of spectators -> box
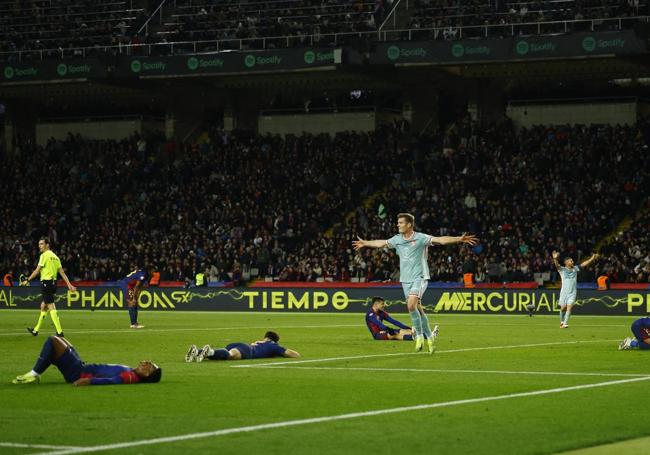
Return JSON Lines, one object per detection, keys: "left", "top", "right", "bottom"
{"left": 599, "top": 197, "right": 650, "bottom": 283}
{"left": 339, "top": 117, "right": 650, "bottom": 283}
{"left": 0, "top": 0, "right": 148, "bottom": 61}
{"left": 0, "top": 126, "right": 400, "bottom": 283}
{"left": 157, "top": 0, "right": 389, "bottom": 51}
{"left": 408, "top": 0, "right": 649, "bottom": 40}
{"left": 1, "top": 116, "right": 649, "bottom": 284}
{"left": 2, "top": 0, "right": 648, "bottom": 59}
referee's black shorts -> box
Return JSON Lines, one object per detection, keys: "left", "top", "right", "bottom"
{"left": 41, "top": 279, "right": 57, "bottom": 304}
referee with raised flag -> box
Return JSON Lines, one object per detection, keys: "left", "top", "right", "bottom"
{"left": 22, "top": 238, "right": 76, "bottom": 337}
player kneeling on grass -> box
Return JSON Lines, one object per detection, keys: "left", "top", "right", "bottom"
{"left": 366, "top": 296, "right": 415, "bottom": 341}
{"left": 12, "top": 336, "right": 162, "bottom": 386}
{"left": 185, "top": 331, "right": 300, "bottom": 362}
{"left": 619, "top": 317, "right": 650, "bottom": 350}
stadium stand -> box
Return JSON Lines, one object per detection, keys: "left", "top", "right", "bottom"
{"left": 156, "top": 0, "right": 386, "bottom": 50}
{"left": 2, "top": 118, "right": 649, "bottom": 284}
{"left": 0, "top": 0, "right": 147, "bottom": 60}
{"left": 409, "top": 0, "right": 649, "bottom": 40}
{"left": 600, "top": 197, "right": 650, "bottom": 283}
{"left": 2, "top": 0, "right": 648, "bottom": 59}
{"left": 345, "top": 118, "right": 650, "bottom": 284}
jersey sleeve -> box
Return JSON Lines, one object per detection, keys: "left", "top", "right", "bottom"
{"left": 38, "top": 253, "right": 46, "bottom": 268}
{"left": 386, "top": 234, "right": 401, "bottom": 249}
{"left": 89, "top": 370, "right": 140, "bottom": 385}
{"left": 368, "top": 313, "right": 389, "bottom": 331}
{"left": 53, "top": 256, "right": 62, "bottom": 270}
{"left": 421, "top": 233, "right": 433, "bottom": 246}
{"left": 383, "top": 312, "right": 411, "bottom": 330}
{"left": 275, "top": 343, "right": 287, "bottom": 356}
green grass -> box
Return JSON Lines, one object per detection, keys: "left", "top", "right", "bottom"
{"left": 1, "top": 310, "right": 650, "bottom": 454}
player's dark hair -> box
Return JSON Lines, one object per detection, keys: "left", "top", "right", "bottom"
{"left": 372, "top": 296, "right": 385, "bottom": 305}
{"left": 40, "top": 237, "right": 50, "bottom": 245}
{"left": 397, "top": 213, "right": 415, "bottom": 226}
{"left": 564, "top": 257, "right": 572, "bottom": 264}
{"left": 140, "top": 365, "right": 162, "bottom": 383}
{"left": 265, "top": 331, "right": 280, "bottom": 343}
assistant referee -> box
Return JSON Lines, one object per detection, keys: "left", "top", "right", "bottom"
{"left": 22, "top": 238, "right": 76, "bottom": 337}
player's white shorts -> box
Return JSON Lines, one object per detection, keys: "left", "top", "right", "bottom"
{"left": 559, "top": 292, "right": 577, "bottom": 306}
{"left": 401, "top": 280, "right": 428, "bottom": 300}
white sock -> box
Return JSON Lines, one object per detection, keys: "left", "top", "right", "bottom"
{"left": 29, "top": 370, "right": 39, "bottom": 376}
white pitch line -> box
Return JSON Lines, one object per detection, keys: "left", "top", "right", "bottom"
{"left": 249, "top": 365, "right": 650, "bottom": 378}
{"left": 35, "top": 376, "right": 650, "bottom": 455}
{"left": 0, "top": 324, "right": 359, "bottom": 337}
{"left": 0, "top": 442, "right": 83, "bottom": 450}
{"left": 232, "top": 339, "right": 621, "bottom": 368}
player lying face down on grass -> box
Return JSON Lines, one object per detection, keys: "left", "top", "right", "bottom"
{"left": 619, "top": 317, "right": 650, "bottom": 350}
{"left": 185, "top": 331, "right": 300, "bottom": 362}
{"left": 12, "top": 336, "right": 162, "bottom": 386}
{"left": 366, "top": 296, "right": 414, "bottom": 340}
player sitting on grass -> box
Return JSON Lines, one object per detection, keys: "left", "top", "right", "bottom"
{"left": 619, "top": 317, "right": 650, "bottom": 350}
{"left": 12, "top": 336, "right": 162, "bottom": 385}
{"left": 551, "top": 250, "right": 599, "bottom": 328}
{"left": 366, "top": 296, "right": 414, "bottom": 341}
{"left": 185, "top": 331, "right": 300, "bottom": 362}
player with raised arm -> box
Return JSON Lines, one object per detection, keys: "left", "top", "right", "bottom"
{"left": 185, "top": 331, "right": 300, "bottom": 362}
{"left": 353, "top": 213, "right": 478, "bottom": 353}
{"left": 24, "top": 238, "right": 76, "bottom": 337}
{"left": 551, "top": 250, "right": 599, "bottom": 328}
{"left": 12, "top": 335, "right": 161, "bottom": 386}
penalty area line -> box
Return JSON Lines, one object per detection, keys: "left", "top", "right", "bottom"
{"left": 0, "top": 442, "right": 84, "bottom": 450}
{"left": 232, "top": 338, "right": 622, "bottom": 368}
{"left": 35, "top": 376, "right": 650, "bottom": 455}
{"left": 247, "top": 365, "right": 650, "bottom": 378}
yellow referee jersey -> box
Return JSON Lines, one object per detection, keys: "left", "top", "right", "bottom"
{"left": 38, "top": 250, "right": 61, "bottom": 281}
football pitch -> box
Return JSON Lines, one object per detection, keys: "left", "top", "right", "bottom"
{"left": 1, "top": 310, "right": 650, "bottom": 454}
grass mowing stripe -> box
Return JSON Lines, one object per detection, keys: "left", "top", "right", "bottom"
{"left": 234, "top": 339, "right": 621, "bottom": 368}
{"left": 251, "top": 366, "right": 650, "bottom": 377}
{"left": 34, "top": 376, "right": 650, "bottom": 455}
{"left": 0, "top": 442, "right": 83, "bottom": 449}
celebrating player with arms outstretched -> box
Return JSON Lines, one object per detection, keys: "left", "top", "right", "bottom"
{"left": 353, "top": 213, "right": 478, "bottom": 353}
{"left": 551, "top": 250, "right": 599, "bottom": 328}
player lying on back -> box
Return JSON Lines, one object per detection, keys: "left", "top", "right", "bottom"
{"left": 185, "top": 331, "right": 300, "bottom": 362}
{"left": 366, "top": 296, "right": 414, "bottom": 341}
{"left": 12, "top": 335, "right": 162, "bottom": 385}
{"left": 551, "top": 250, "right": 599, "bottom": 328}
{"left": 619, "top": 317, "right": 650, "bottom": 350}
